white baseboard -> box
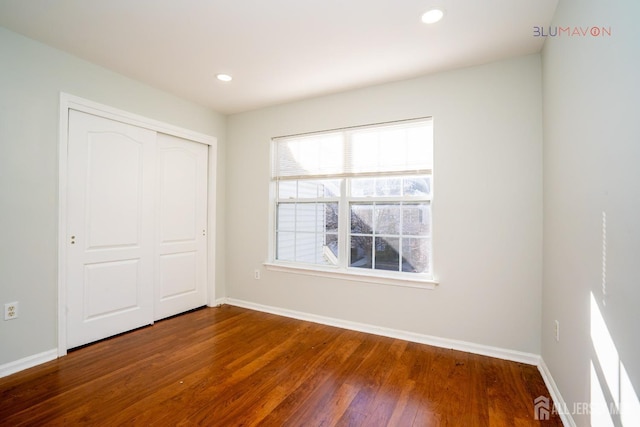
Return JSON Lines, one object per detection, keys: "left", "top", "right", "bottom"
{"left": 538, "top": 358, "right": 575, "bottom": 427}
{"left": 224, "top": 298, "right": 540, "bottom": 365}
{"left": 0, "top": 349, "right": 58, "bottom": 379}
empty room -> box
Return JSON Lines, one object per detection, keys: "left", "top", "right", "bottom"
{"left": 0, "top": 0, "right": 638, "bottom": 426}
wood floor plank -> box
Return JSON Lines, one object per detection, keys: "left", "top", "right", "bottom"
{"left": 0, "top": 305, "right": 564, "bottom": 426}
{"left": 257, "top": 331, "right": 378, "bottom": 426}
{"left": 245, "top": 333, "right": 361, "bottom": 426}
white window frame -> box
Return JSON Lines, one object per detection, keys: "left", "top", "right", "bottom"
{"left": 266, "top": 119, "right": 437, "bottom": 289}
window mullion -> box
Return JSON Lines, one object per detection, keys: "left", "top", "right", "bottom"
{"left": 372, "top": 202, "right": 377, "bottom": 270}
{"left": 293, "top": 182, "right": 298, "bottom": 262}
{"left": 339, "top": 178, "right": 349, "bottom": 269}
{"left": 341, "top": 131, "right": 351, "bottom": 270}
{"left": 399, "top": 201, "right": 403, "bottom": 272}
{"left": 348, "top": 196, "right": 430, "bottom": 203}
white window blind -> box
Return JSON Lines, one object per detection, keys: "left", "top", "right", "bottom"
{"left": 273, "top": 118, "right": 433, "bottom": 180}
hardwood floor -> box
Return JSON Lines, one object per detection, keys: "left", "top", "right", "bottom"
{"left": 0, "top": 305, "right": 563, "bottom": 426}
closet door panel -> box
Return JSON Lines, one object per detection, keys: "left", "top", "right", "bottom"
{"left": 66, "top": 110, "right": 156, "bottom": 349}
{"left": 155, "top": 133, "right": 208, "bottom": 320}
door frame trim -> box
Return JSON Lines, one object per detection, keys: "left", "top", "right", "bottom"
{"left": 57, "top": 93, "right": 218, "bottom": 356}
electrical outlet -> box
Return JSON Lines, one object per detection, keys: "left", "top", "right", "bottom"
{"left": 554, "top": 320, "right": 560, "bottom": 342}
{"left": 254, "top": 269, "right": 261, "bottom": 280}
{"left": 4, "top": 302, "right": 18, "bottom": 320}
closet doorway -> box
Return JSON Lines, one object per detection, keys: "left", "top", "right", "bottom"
{"left": 58, "top": 95, "right": 216, "bottom": 352}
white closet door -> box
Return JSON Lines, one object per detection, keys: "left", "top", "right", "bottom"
{"left": 155, "top": 133, "right": 208, "bottom": 320}
{"left": 66, "top": 110, "right": 156, "bottom": 349}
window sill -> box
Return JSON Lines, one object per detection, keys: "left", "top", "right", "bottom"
{"left": 264, "top": 262, "right": 438, "bottom": 290}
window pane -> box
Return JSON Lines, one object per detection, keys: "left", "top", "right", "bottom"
{"left": 402, "top": 203, "right": 430, "bottom": 235}
{"left": 374, "top": 204, "right": 400, "bottom": 235}
{"left": 406, "top": 126, "right": 432, "bottom": 170}
{"left": 274, "top": 119, "right": 432, "bottom": 179}
{"left": 293, "top": 179, "right": 341, "bottom": 198}
{"left": 351, "top": 204, "right": 373, "bottom": 234}
{"left": 375, "top": 237, "right": 400, "bottom": 271}
{"left": 319, "top": 180, "right": 341, "bottom": 198}
{"left": 403, "top": 176, "right": 431, "bottom": 197}
{"left": 276, "top": 133, "right": 343, "bottom": 178}
{"left": 402, "top": 238, "right": 430, "bottom": 273}
{"left": 379, "top": 129, "right": 406, "bottom": 172}
{"left": 296, "top": 233, "right": 316, "bottom": 263}
{"left": 278, "top": 181, "right": 297, "bottom": 199}
{"left": 347, "top": 121, "right": 432, "bottom": 175}
{"left": 324, "top": 233, "right": 339, "bottom": 264}
{"left": 351, "top": 129, "right": 409, "bottom": 174}
{"left": 276, "top": 201, "right": 340, "bottom": 265}
{"left": 277, "top": 204, "right": 296, "bottom": 231}
{"left": 325, "top": 203, "right": 338, "bottom": 232}
{"left": 350, "top": 236, "right": 372, "bottom": 269}
{"left": 298, "top": 181, "right": 319, "bottom": 198}
{"left": 350, "top": 178, "right": 375, "bottom": 197}
{"left": 375, "top": 178, "right": 401, "bottom": 196}
{"left": 296, "top": 204, "right": 317, "bottom": 232}
{"left": 350, "top": 132, "right": 379, "bottom": 174}
{"left": 276, "top": 231, "right": 295, "bottom": 261}
{"left": 351, "top": 177, "right": 402, "bottom": 197}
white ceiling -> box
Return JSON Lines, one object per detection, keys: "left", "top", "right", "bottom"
{"left": 0, "top": 0, "right": 558, "bottom": 114}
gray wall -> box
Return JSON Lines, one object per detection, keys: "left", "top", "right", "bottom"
{"left": 0, "top": 27, "right": 226, "bottom": 365}
{"left": 542, "top": 0, "right": 640, "bottom": 424}
{"left": 227, "top": 54, "right": 543, "bottom": 354}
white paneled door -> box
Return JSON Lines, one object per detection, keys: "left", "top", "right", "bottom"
{"left": 66, "top": 110, "right": 156, "bottom": 348}
{"left": 155, "top": 133, "right": 208, "bottom": 320}
{"left": 66, "top": 110, "right": 208, "bottom": 349}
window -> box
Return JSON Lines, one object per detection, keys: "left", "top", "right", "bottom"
{"left": 270, "top": 118, "right": 434, "bottom": 285}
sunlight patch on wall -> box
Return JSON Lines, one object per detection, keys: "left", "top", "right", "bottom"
{"left": 591, "top": 292, "right": 620, "bottom": 404}
{"left": 590, "top": 292, "right": 640, "bottom": 425}
{"left": 620, "top": 363, "right": 640, "bottom": 426}
{"left": 590, "top": 361, "right": 615, "bottom": 427}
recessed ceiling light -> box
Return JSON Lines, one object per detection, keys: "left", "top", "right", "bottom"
{"left": 216, "top": 74, "right": 232, "bottom": 82}
{"left": 421, "top": 8, "right": 444, "bottom": 24}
